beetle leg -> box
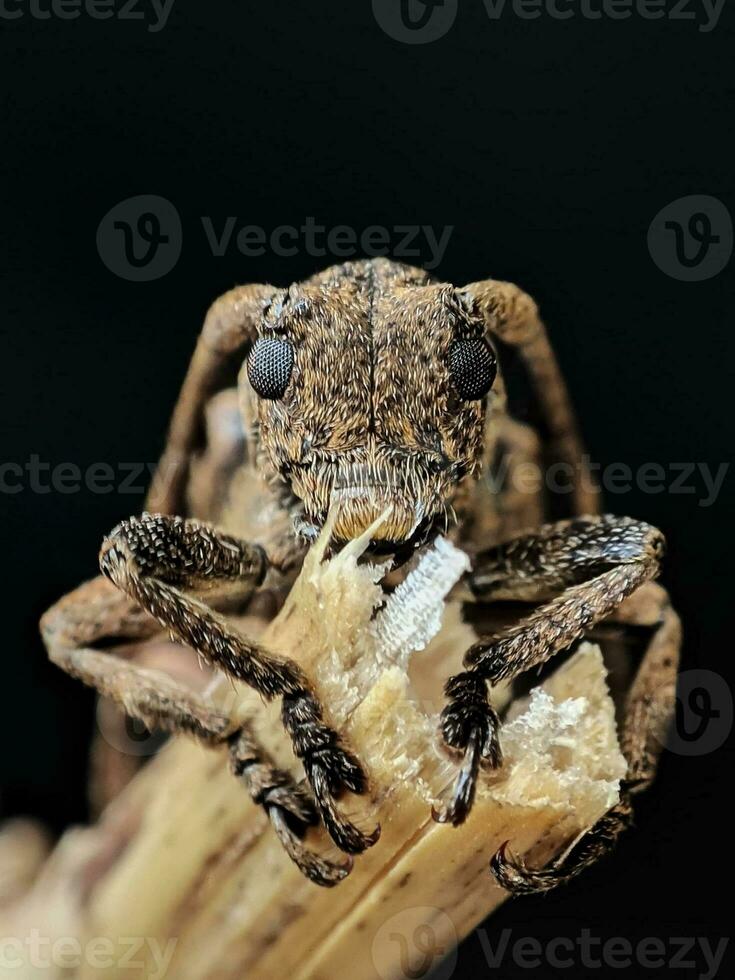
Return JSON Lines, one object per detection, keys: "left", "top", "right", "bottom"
{"left": 41, "top": 577, "right": 351, "bottom": 887}
{"left": 491, "top": 589, "right": 680, "bottom": 894}
{"left": 146, "top": 282, "right": 277, "bottom": 516}
{"left": 97, "top": 512, "right": 379, "bottom": 858}
{"left": 458, "top": 413, "right": 545, "bottom": 554}
{"left": 461, "top": 277, "right": 600, "bottom": 516}
{"left": 435, "top": 516, "right": 676, "bottom": 848}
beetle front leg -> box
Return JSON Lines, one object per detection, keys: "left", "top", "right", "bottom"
{"left": 41, "top": 576, "right": 352, "bottom": 886}
{"left": 434, "top": 515, "right": 680, "bottom": 894}
{"left": 491, "top": 589, "right": 681, "bottom": 894}
{"left": 98, "top": 512, "right": 379, "bottom": 857}
{"left": 436, "top": 515, "right": 666, "bottom": 819}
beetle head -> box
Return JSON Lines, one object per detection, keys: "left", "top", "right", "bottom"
{"left": 241, "top": 265, "right": 497, "bottom": 547}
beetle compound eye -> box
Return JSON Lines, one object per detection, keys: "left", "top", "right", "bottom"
{"left": 247, "top": 337, "right": 294, "bottom": 400}
{"left": 448, "top": 338, "right": 497, "bottom": 401}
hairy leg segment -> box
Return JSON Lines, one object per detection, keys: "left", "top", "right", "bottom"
{"left": 42, "top": 510, "right": 379, "bottom": 883}
{"left": 463, "top": 278, "right": 601, "bottom": 517}
{"left": 41, "top": 575, "right": 352, "bottom": 886}
{"left": 436, "top": 515, "right": 680, "bottom": 893}
{"left": 97, "top": 512, "right": 378, "bottom": 858}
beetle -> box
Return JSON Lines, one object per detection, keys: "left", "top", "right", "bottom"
{"left": 41, "top": 258, "right": 680, "bottom": 891}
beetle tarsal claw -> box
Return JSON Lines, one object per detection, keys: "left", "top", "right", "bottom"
{"left": 269, "top": 807, "right": 354, "bottom": 888}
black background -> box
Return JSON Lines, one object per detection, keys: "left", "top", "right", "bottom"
{"left": 1, "top": 2, "right": 733, "bottom": 977}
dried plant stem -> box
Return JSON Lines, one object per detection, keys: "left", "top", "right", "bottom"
{"left": 1, "top": 533, "right": 625, "bottom": 980}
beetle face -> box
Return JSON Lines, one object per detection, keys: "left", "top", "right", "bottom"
{"left": 243, "top": 263, "right": 496, "bottom": 545}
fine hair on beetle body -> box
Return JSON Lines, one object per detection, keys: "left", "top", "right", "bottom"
{"left": 42, "top": 257, "right": 681, "bottom": 892}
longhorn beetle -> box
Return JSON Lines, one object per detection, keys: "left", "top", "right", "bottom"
{"left": 42, "top": 259, "right": 680, "bottom": 891}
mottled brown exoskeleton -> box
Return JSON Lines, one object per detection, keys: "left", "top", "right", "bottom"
{"left": 41, "top": 259, "right": 681, "bottom": 892}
